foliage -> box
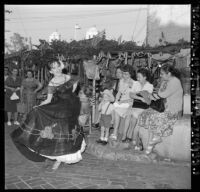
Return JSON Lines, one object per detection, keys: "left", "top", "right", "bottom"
{"left": 5, "top": 34, "right": 190, "bottom": 70}
{"left": 9, "top": 33, "right": 29, "bottom": 52}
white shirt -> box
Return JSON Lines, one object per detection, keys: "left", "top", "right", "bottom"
{"left": 99, "top": 101, "right": 114, "bottom": 115}
{"left": 119, "top": 80, "right": 141, "bottom": 101}
{"left": 49, "top": 74, "right": 70, "bottom": 87}
{"left": 138, "top": 81, "right": 154, "bottom": 93}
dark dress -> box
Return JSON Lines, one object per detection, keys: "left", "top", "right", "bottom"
{"left": 22, "top": 78, "right": 40, "bottom": 114}
{"left": 10, "top": 81, "right": 86, "bottom": 163}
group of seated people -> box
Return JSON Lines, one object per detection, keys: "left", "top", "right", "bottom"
{"left": 85, "top": 63, "right": 183, "bottom": 155}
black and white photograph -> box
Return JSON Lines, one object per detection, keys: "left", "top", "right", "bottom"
{"left": 4, "top": 4, "right": 195, "bottom": 189}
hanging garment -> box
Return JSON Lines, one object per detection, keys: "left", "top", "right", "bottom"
{"left": 83, "top": 60, "right": 100, "bottom": 80}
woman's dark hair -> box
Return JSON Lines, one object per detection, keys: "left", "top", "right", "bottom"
{"left": 121, "top": 65, "right": 136, "bottom": 80}
{"left": 26, "top": 69, "right": 34, "bottom": 76}
{"left": 116, "top": 66, "right": 123, "bottom": 71}
{"left": 47, "top": 59, "right": 62, "bottom": 70}
{"left": 161, "top": 63, "right": 181, "bottom": 79}
{"left": 62, "top": 68, "right": 68, "bottom": 74}
{"left": 137, "top": 68, "right": 152, "bottom": 83}
{"left": 101, "top": 78, "right": 115, "bottom": 92}
{"left": 79, "top": 84, "right": 92, "bottom": 98}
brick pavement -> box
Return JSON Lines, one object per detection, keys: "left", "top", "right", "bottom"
{"left": 5, "top": 123, "right": 191, "bottom": 189}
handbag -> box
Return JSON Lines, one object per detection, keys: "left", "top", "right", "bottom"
{"left": 17, "top": 102, "right": 26, "bottom": 113}
{"left": 132, "top": 99, "right": 149, "bottom": 109}
{"left": 150, "top": 98, "right": 165, "bottom": 113}
{"left": 132, "top": 93, "right": 149, "bottom": 109}
{"left": 10, "top": 92, "right": 19, "bottom": 100}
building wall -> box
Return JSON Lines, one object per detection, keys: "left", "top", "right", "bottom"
{"left": 86, "top": 27, "right": 98, "bottom": 40}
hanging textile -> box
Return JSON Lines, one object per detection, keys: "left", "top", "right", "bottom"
{"left": 175, "top": 56, "right": 188, "bottom": 69}
{"left": 132, "top": 52, "right": 149, "bottom": 71}
{"left": 175, "top": 48, "right": 191, "bottom": 69}
{"left": 83, "top": 60, "right": 100, "bottom": 80}
{"left": 79, "top": 61, "right": 85, "bottom": 83}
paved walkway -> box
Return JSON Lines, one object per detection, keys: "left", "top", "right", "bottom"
{"left": 5, "top": 123, "right": 191, "bottom": 189}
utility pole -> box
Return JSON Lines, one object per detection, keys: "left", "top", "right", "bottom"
{"left": 146, "top": 5, "right": 150, "bottom": 47}
{"left": 74, "top": 24, "right": 81, "bottom": 41}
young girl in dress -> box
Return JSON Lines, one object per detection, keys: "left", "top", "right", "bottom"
{"left": 96, "top": 83, "right": 115, "bottom": 145}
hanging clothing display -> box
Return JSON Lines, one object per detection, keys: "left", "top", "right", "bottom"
{"left": 83, "top": 60, "right": 100, "bottom": 80}
{"left": 132, "top": 52, "right": 149, "bottom": 71}
{"left": 175, "top": 48, "right": 190, "bottom": 69}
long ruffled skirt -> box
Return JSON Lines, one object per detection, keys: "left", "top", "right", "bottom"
{"left": 10, "top": 100, "right": 86, "bottom": 163}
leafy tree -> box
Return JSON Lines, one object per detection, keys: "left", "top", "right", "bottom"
{"left": 10, "top": 33, "right": 29, "bottom": 52}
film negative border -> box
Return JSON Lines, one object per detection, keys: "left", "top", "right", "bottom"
{"left": 191, "top": 3, "right": 200, "bottom": 180}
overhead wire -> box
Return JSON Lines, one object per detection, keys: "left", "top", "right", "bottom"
{"left": 8, "top": 8, "right": 147, "bottom": 23}
{"left": 6, "top": 6, "right": 161, "bottom": 43}
{"left": 16, "top": 7, "right": 29, "bottom": 37}
{"left": 131, "top": 6, "right": 142, "bottom": 41}
{"left": 133, "top": 21, "right": 146, "bottom": 41}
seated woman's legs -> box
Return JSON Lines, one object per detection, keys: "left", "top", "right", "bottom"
{"left": 130, "top": 116, "right": 139, "bottom": 143}
{"left": 128, "top": 109, "right": 144, "bottom": 143}
{"left": 145, "top": 132, "right": 162, "bottom": 155}
{"left": 122, "top": 114, "right": 131, "bottom": 141}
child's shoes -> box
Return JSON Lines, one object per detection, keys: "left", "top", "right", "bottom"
{"left": 96, "top": 139, "right": 104, "bottom": 144}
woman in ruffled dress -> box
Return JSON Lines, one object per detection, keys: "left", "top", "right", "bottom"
{"left": 11, "top": 59, "right": 86, "bottom": 170}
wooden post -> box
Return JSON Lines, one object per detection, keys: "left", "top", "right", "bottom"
{"left": 44, "top": 66, "right": 47, "bottom": 86}
{"left": 91, "top": 78, "right": 96, "bottom": 134}
{"left": 131, "top": 52, "right": 134, "bottom": 67}
{"left": 41, "top": 67, "right": 43, "bottom": 84}
{"left": 38, "top": 69, "right": 40, "bottom": 81}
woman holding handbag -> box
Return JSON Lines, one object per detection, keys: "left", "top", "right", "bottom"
{"left": 20, "top": 70, "right": 42, "bottom": 116}
{"left": 5, "top": 67, "right": 21, "bottom": 126}
{"left": 135, "top": 63, "right": 183, "bottom": 155}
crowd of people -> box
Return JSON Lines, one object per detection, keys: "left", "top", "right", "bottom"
{"left": 4, "top": 57, "right": 183, "bottom": 170}
{"left": 95, "top": 63, "right": 183, "bottom": 155}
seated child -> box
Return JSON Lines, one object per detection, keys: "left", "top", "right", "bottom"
{"left": 96, "top": 89, "right": 115, "bottom": 145}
